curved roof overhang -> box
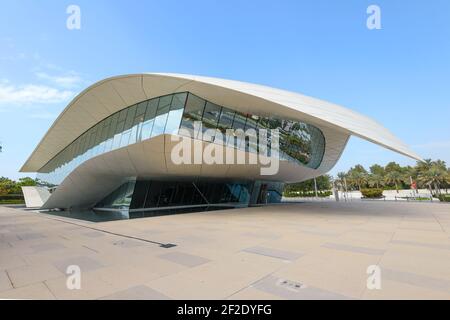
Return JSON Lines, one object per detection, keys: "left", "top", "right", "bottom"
{"left": 20, "top": 73, "right": 421, "bottom": 172}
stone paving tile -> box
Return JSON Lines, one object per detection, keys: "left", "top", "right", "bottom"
{"left": 140, "top": 228, "right": 165, "bottom": 234}
{"left": 1, "top": 202, "right": 450, "bottom": 299}
{"left": 240, "top": 232, "right": 281, "bottom": 240}
{"left": 0, "top": 233, "right": 20, "bottom": 242}
{"left": 0, "top": 255, "right": 27, "bottom": 271}
{"left": 379, "top": 247, "right": 450, "bottom": 281}
{"left": 0, "top": 282, "right": 55, "bottom": 299}
{"left": 390, "top": 239, "right": 450, "bottom": 251}
{"left": 111, "top": 239, "right": 145, "bottom": 248}
{"left": 382, "top": 267, "right": 450, "bottom": 294}
{"left": 100, "top": 285, "right": 170, "bottom": 300}
{"left": 7, "top": 226, "right": 32, "bottom": 233}
{"left": 176, "top": 234, "right": 214, "bottom": 244}
{"left": 7, "top": 264, "right": 64, "bottom": 288}
{"left": 145, "top": 270, "right": 263, "bottom": 300}
{"left": 0, "top": 241, "right": 12, "bottom": 249}
{"left": 30, "top": 243, "right": 66, "bottom": 253}
{"left": 82, "top": 231, "right": 105, "bottom": 238}
{"left": 44, "top": 274, "right": 116, "bottom": 300}
{"left": 53, "top": 256, "right": 105, "bottom": 274}
{"left": 227, "top": 286, "right": 282, "bottom": 300}
{"left": 362, "top": 279, "right": 450, "bottom": 300}
{"left": 158, "top": 252, "right": 210, "bottom": 267}
{"left": 0, "top": 270, "right": 13, "bottom": 292}
{"left": 242, "top": 246, "right": 303, "bottom": 261}
{"left": 253, "top": 275, "right": 353, "bottom": 300}
{"left": 296, "top": 229, "right": 340, "bottom": 237}
{"left": 17, "top": 232, "right": 46, "bottom": 241}
{"left": 321, "top": 243, "right": 386, "bottom": 256}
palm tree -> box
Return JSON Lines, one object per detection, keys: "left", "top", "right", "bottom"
{"left": 415, "top": 159, "right": 433, "bottom": 178}
{"left": 402, "top": 166, "right": 416, "bottom": 191}
{"left": 385, "top": 170, "right": 403, "bottom": 193}
{"left": 434, "top": 160, "right": 447, "bottom": 169}
{"left": 445, "top": 169, "right": 450, "bottom": 194}
{"left": 368, "top": 173, "right": 384, "bottom": 189}
{"left": 417, "top": 162, "right": 447, "bottom": 196}
{"left": 434, "top": 160, "right": 447, "bottom": 194}
{"left": 348, "top": 165, "right": 368, "bottom": 191}
{"left": 335, "top": 172, "right": 349, "bottom": 195}
{"left": 369, "top": 164, "right": 385, "bottom": 189}
{"left": 337, "top": 172, "right": 347, "bottom": 182}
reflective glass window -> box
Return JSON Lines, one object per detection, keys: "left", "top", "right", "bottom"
{"left": 124, "top": 105, "right": 137, "bottom": 131}
{"left": 180, "top": 93, "right": 205, "bottom": 139}
{"left": 231, "top": 111, "right": 247, "bottom": 149}
{"left": 132, "top": 101, "right": 147, "bottom": 143}
{"left": 119, "top": 105, "right": 135, "bottom": 147}
{"left": 217, "top": 107, "right": 235, "bottom": 145}
{"left": 141, "top": 98, "right": 158, "bottom": 140}
{"left": 165, "top": 92, "right": 187, "bottom": 135}
{"left": 104, "top": 113, "right": 118, "bottom": 152}
{"left": 113, "top": 109, "right": 127, "bottom": 149}
{"left": 244, "top": 115, "right": 259, "bottom": 152}
{"left": 152, "top": 95, "right": 172, "bottom": 137}
{"left": 36, "top": 91, "right": 326, "bottom": 188}
{"left": 201, "top": 102, "right": 221, "bottom": 142}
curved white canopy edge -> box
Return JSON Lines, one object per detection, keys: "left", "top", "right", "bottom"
{"left": 21, "top": 73, "right": 421, "bottom": 172}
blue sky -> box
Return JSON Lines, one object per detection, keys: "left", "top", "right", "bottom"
{"left": 1, "top": 0, "right": 449, "bottom": 180}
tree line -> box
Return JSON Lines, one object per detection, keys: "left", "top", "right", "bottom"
{"left": 336, "top": 159, "right": 449, "bottom": 195}
{"left": 285, "top": 159, "right": 450, "bottom": 196}
{"left": 0, "top": 177, "right": 37, "bottom": 195}
{"left": 2, "top": 159, "right": 449, "bottom": 198}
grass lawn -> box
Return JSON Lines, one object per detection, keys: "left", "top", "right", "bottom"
{"left": 0, "top": 199, "right": 25, "bottom": 205}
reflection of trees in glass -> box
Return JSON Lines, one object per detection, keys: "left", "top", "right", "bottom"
{"left": 36, "top": 92, "right": 327, "bottom": 188}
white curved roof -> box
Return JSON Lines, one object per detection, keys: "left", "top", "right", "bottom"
{"left": 21, "top": 73, "right": 421, "bottom": 172}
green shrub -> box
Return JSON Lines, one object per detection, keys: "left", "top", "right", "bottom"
{"left": 283, "top": 190, "right": 332, "bottom": 198}
{"left": 0, "top": 194, "right": 24, "bottom": 201}
{"left": 361, "top": 188, "right": 384, "bottom": 198}
{"left": 438, "top": 194, "right": 450, "bottom": 202}
{"left": 0, "top": 194, "right": 24, "bottom": 205}
{"left": 0, "top": 199, "right": 25, "bottom": 205}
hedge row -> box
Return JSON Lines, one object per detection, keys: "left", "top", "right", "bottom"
{"left": 361, "top": 188, "right": 384, "bottom": 199}
{"left": 0, "top": 199, "right": 25, "bottom": 204}
{"left": 0, "top": 194, "right": 24, "bottom": 201}
{"left": 284, "top": 191, "right": 332, "bottom": 198}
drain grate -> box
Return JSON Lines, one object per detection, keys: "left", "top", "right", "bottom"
{"left": 277, "top": 279, "right": 307, "bottom": 292}
{"left": 160, "top": 243, "right": 177, "bottom": 248}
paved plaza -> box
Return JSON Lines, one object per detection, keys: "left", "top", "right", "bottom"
{"left": 1, "top": 201, "right": 450, "bottom": 300}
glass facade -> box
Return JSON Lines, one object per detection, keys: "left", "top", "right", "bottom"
{"left": 178, "top": 93, "right": 325, "bottom": 169}
{"left": 128, "top": 180, "right": 252, "bottom": 209}
{"left": 95, "top": 180, "right": 136, "bottom": 209}
{"left": 36, "top": 92, "right": 325, "bottom": 187}
{"left": 95, "top": 179, "right": 254, "bottom": 218}
{"left": 37, "top": 92, "right": 188, "bottom": 186}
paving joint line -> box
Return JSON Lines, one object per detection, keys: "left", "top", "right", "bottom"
{"left": 4, "top": 269, "right": 14, "bottom": 289}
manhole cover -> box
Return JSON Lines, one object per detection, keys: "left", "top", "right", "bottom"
{"left": 277, "top": 279, "right": 307, "bottom": 292}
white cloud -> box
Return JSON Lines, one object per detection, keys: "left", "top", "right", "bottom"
{"left": 35, "top": 71, "right": 83, "bottom": 89}
{"left": 0, "top": 81, "right": 73, "bottom": 105}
